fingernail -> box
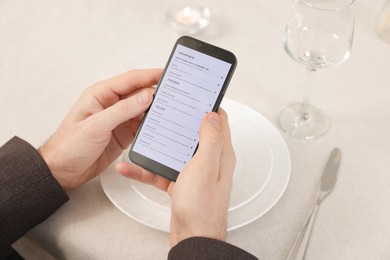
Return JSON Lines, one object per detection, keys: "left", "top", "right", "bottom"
{"left": 207, "top": 113, "right": 220, "bottom": 124}
{"left": 137, "top": 91, "right": 150, "bottom": 105}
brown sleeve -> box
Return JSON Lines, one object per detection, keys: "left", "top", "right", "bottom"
{"left": 0, "top": 137, "right": 69, "bottom": 250}
{"left": 168, "top": 237, "right": 258, "bottom": 260}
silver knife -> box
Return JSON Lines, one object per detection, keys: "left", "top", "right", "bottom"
{"left": 286, "top": 148, "right": 342, "bottom": 260}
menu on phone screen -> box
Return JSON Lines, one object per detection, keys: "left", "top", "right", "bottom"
{"left": 132, "top": 44, "right": 232, "bottom": 172}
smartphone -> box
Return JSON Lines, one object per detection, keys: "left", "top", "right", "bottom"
{"left": 129, "top": 36, "right": 237, "bottom": 181}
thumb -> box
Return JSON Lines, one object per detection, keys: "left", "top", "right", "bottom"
{"left": 192, "top": 112, "right": 223, "bottom": 178}
{"left": 92, "top": 90, "right": 152, "bottom": 131}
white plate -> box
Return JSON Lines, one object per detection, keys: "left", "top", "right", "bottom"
{"left": 126, "top": 100, "right": 273, "bottom": 211}
{"left": 100, "top": 99, "right": 290, "bottom": 232}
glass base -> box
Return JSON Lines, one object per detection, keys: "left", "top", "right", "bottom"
{"left": 278, "top": 103, "right": 330, "bottom": 140}
{"left": 166, "top": 3, "right": 211, "bottom": 35}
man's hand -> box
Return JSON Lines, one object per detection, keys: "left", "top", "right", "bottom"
{"left": 117, "top": 109, "right": 236, "bottom": 246}
{"left": 39, "top": 69, "right": 162, "bottom": 190}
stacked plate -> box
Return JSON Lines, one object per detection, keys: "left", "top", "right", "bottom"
{"left": 100, "top": 99, "right": 291, "bottom": 232}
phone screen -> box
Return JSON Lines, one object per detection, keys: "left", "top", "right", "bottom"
{"left": 130, "top": 36, "right": 236, "bottom": 180}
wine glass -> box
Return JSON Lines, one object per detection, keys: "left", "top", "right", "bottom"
{"left": 166, "top": 2, "right": 211, "bottom": 35}
{"left": 376, "top": 0, "right": 390, "bottom": 43}
{"left": 279, "top": 0, "right": 355, "bottom": 140}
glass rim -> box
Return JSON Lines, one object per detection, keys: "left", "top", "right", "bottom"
{"left": 301, "top": 0, "right": 355, "bottom": 11}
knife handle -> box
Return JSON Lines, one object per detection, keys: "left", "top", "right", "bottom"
{"left": 286, "top": 203, "right": 320, "bottom": 260}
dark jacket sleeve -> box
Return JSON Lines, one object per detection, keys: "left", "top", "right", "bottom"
{"left": 168, "top": 237, "right": 258, "bottom": 260}
{"left": 0, "top": 137, "right": 69, "bottom": 250}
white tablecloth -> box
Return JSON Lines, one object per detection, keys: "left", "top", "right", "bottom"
{"left": 1, "top": 0, "right": 390, "bottom": 259}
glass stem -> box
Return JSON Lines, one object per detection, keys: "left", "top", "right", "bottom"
{"left": 302, "top": 68, "right": 316, "bottom": 120}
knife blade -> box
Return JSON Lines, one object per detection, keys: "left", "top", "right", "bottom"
{"left": 286, "top": 148, "right": 342, "bottom": 260}
{"left": 320, "top": 148, "right": 341, "bottom": 194}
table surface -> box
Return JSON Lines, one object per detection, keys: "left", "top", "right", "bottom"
{"left": 1, "top": 0, "right": 390, "bottom": 259}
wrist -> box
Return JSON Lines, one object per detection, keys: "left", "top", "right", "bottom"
{"left": 38, "top": 143, "right": 69, "bottom": 191}
{"left": 170, "top": 222, "right": 227, "bottom": 247}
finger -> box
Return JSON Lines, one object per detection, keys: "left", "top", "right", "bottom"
{"left": 192, "top": 112, "right": 224, "bottom": 180}
{"left": 110, "top": 114, "right": 143, "bottom": 150}
{"left": 167, "top": 182, "right": 176, "bottom": 197}
{"left": 217, "top": 108, "right": 236, "bottom": 183}
{"left": 66, "top": 70, "right": 160, "bottom": 124}
{"left": 98, "top": 69, "right": 162, "bottom": 97}
{"left": 110, "top": 87, "right": 155, "bottom": 146}
{"left": 90, "top": 89, "right": 152, "bottom": 132}
{"left": 218, "top": 108, "right": 232, "bottom": 148}
{"left": 115, "top": 162, "right": 171, "bottom": 192}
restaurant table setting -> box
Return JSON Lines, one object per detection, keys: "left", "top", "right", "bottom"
{"left": 1, "top": 0, "right": 390, "bottom": 259}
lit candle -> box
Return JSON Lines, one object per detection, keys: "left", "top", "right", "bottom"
{"left": 175, "top": 6, "right": 200, "bottom": 25}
